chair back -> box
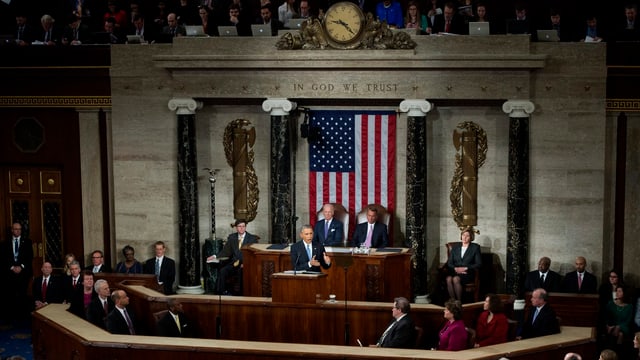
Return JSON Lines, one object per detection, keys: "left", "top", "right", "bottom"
{"left": 316, "top": 203, "right": 349, "bottom": 244}
{"left": 445, "top": 242, "right": 480, "bottom": 302}
{"left": 414, "top": 326, "right": 424, "bottom": 349}
{"left": 465, "top": 327, "right": 476, "bottom": 349}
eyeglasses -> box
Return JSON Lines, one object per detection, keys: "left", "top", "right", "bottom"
{"left": 92, "top": 256, "right": 103, "bottom": 259}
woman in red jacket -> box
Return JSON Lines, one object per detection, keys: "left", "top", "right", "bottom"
{"left": 475, "top": 293, "right": 509, "bottom": 347}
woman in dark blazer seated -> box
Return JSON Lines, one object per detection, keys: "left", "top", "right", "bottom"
{"left": 445, "top": 227, "right": 482, "bottom": 301}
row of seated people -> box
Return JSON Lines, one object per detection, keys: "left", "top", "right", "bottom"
{"left": 2, "top": 0, "right": 639, "bottom": 43}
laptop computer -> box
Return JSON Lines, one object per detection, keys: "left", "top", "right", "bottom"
{"left": 251, "top": 24, "right": 272, "bottom": 37}
{"left": 185, "top": 25, "right": 205, "bottom": 36}
{"left": 468, "top": 22, "right": 489, "bottom": 36}
{"left": 126, "top": 35, "right": 142, "bottom": 44}
{"left": 537, "top": 29, "right": 559, "bottom": 42}
{"left": 217, "top": 26, "right": 238, "bottom": 37}
{"left": 287, "top": 18, "right": 305, "bottom": 30}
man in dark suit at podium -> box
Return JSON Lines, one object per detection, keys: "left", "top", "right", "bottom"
{"left": 290, "top": 225, "right": 331, "bottom": 272}
{"left": 524, "top": 256, "right": 561, "bottom": 292}
{"left": 351, "top": 207, "right": 389, "bottom": 248}
{"left": 561, "top": 256, "right": 597, "bottom": 294}
{"left": 312, "top": 204, "right": 344, "bottom": 247}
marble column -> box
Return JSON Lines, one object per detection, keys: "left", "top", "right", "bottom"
{"left": 399, "top": 99, "right": 433, "bottom": 297}
{"left": 502, "top": 100, "right": 535, "bottom": 296}
{"left": 262, "top": 98, "right": 297, "bottom": 244}
{"left": 168, "top": 98, "right": 203, "bottom": 293}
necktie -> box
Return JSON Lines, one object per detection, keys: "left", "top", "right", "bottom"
{"left": 239, "top": 235, "right": 244, "bottom": 249}
{"left": 73, "top": 278, "right": 77, "bottom": 287}
{"left": 18, "top": 26, "right": 24, "bottom": 40}
{"left": 45, "top": 31, "right": 49, "bottom": 42}
{"left": 103, "top": 300, "right": 109, "bottom": 315}
{"left": 378, "top": 320, "right": 396, "bottom": 345}
{"left": 532, "top": 307, "right": 540, "bottom": 323}
{"left": 42, "top": 278, "right": 48, "bottom": 301}
{"left": 324, "top": 221, "right": 329, "bottom": 239}
{"left": 73, "top": 29, "right": 78, "bottom": 40}
{"left": 578, "top": 273, "right": 582, "bottom": 290}
{"left": 306, "top": 244, "right": 312, "bottom": 260}
{"left": 93, "top": 266, "right": 99, "bottom": 273}
{"left": 155, "top": 258, "right": 160, "bottom": 276}
{"left": 540, "top": 274, "right": 545, "bottom": 283}
{"left": 364, "top": 224, "right": 373, "bottom": 247}
{"left": 445, "top": 20, "right": 450, "bottom": 33}
{"left": 175, "top": 314, "right": 181, "bottom": 333}
{"left": 14, "top": 238, "right": 19, "bottom": 261}
{"left": 123, "top": 309, "right": 135, "bottom": 334}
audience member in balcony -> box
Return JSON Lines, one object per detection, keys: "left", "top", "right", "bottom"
{"left": 506, "top": 2, "right": 533, "bottom": 36}
{"left": 15, "top": 13, "right": 37, "bottom": 46}
{"left": 176, "top": 0, "right": 199, "bottom": 25}
{"left": 127, "top": 1, "right": 143, "bottom": 28}
{"left": 278, "top": 0, "right": 297, "bottom": 27}
{"left": 474, "top": 294, "right": 509, "bottom": 347}
{"left": 472, "top": 3, "right": 497, "bottom": 34}
{"left": 128, "top": 14, "right": 158, "bottom": 43}
{"left": 539, "top": 8, "right": 573, "bottom": 41}
{"left": 561, "top": 256, "right": 597, "bottom": 294}
{"left": 616, "top": 3, "right": 640, "bottom": 40}
{"left": 99, "top": 16, "right": 126, "bottom": 43}
{"left": 376, "top": 0, "right": 404, "bottom": 28}
{"left": 85, "top": 249, "right": 112, "bottom": 273}
{"left": 67, "top": 270, "right": 96, "bottom": 318}
{"left": 433, "top": 2, "right": 466, "bottom": 34}
{"left": 370, "top": 297, "right": 416, "bottom": 348}
{"left": 106, "top": 289, "right": 140, "bottom": 335}
{"left": 444, "top": 227, "right": 481, "bottom": 301}
{"left": 38, "top": 14, "right": 61, "bottom": 45}
{"left": 299, "top": 0, "right": 310, "bottom": 19}
{"left": 605, "top": 286, "right": 633, "bottom": 347}
{"left": 257, "top": 4, "right": 283, "bottom": 35}
{"left": 33, "top": 262, "right": 64, "bottom": 310}
{"left": 438, "top": 299, "right": 467, "bottom": 351}
{"left": 405, "top": 1, "right": 430, "bottom": 34}
{"left": 157, "top": 298, "right": 194, "bottom": 337}
{"left": 581, "top": 14, "right": 605, "bottom": 42}
{"left": 351, "top": 206, "right": 389, "bottom": 249}
{"left": 523, "top": 256, "right": 561, "bottom": 292}
{"left": 312, "top": 204, "right": 344, "bottom": 247}
{"left": 457, "top": 0, "right": 474, "bottom": 23}
{"left": 163, "top": 12, "right": 186, "bottom": 37}
{"left": 225, "top": 3, "right": 252, "bottom": 36}
{"left": 115, "top": 245, "right": 144, "bottom": 274}
{"left": 519, "top": 288, "right": 560, "bottom": 339}
{"left": 197, "top": 6, "right": 218, "bottom": 35}
{"left": 63, "top": 260, "right": 83, "bottom": 304}
{"left": 103, "top": 1, "right": 128, "bottom": 30}
{"left": 87, "top": 279, "right": 114, "bottom": 329}
{"left": 152, "top": 0, "right": 170, "bottom": 29}
{"left": 426, "top": 0, "right": 443, "bottom": 31}
{"left": 600, "top": 269, "right": 624, "bottom": 311}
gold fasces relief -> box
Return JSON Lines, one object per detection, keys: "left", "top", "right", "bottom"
{"left": 450, "top": 122, "right": 487, "bottom": 230}
{"left": 223, "top": 119, "right": 259, "bottom": 223}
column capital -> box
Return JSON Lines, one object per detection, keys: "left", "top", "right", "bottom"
{"left": 168, "top": 98, "right": 202, "bottom": 115}
{"left": 399, "top": 99, "right": 433, "bottom": 117}
{"left": 262, "top": 98, "right": 297, "bottom": 116}
{"left": 502, "top": 100, "right": 535, "bottom": 118}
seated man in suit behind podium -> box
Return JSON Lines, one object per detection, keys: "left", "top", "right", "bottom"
{"left": 290, "top": 224, "right": 331, "bottom": 272}
{"left": 157, "top": 298, "right": 193, "bottom": 337}
{"left": 524, "top": 256, "right": 561, "bottom": 292}
{"left": 351, "top": 206, "right": 389, "bottom": 248}
{"left": 312, "top": 204, "right": 344, "bottom": 247}
{"left": 561, "top": 256, "right": 597, "bottom": 294}
{"left": 209, "top": 219, "right": 258, "bottom": 295}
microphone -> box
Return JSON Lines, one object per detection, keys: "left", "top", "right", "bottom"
{"left": 294, "top": 252, "right": 301, "bottom": 275}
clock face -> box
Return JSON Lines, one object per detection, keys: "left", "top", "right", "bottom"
{"left": 323, "top": 2, "right": 365, "bottom": 48}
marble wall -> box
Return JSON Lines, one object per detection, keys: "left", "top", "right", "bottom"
{"left": 108, "top": 37, "right": 612, "bottom": 291}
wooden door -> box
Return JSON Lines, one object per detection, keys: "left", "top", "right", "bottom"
{"left": 1, "top": 167, "right": 65, "bottom": 273}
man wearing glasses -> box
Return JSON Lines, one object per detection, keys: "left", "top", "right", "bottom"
{"left": 85, "top": 250, "right": 112, "bottom": 273}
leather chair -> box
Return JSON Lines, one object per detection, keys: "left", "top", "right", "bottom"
{"left": 465, "top": 327, "right": 476, "bottom": 349}
{"left": 355, "top": 204, "right": 390, "bottom": 232}
{"left": 153, "top": 309, "right": 168, "bottom": 335}
{"left": 441, "top": 242, "right": 481, "bottom": 302}
{"left": 414, "top": 326, "right": 424, "bottom": 349}
{"left": 316, "top": 203, "right": 349, "bottom": 246}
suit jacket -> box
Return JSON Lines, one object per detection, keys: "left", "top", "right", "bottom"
{"left": 144, "top": 256, "right": 176, "bottom": 294}
{"left": 106, "top": 307, "right": 139, "bottom": 335}
{"left": 524, "top": 270, "right": 561, "bottom": 292}
{"left": 290, "top": 240, "right": 331, "bottom": 272}
{"left": 521, "top": 304, "right": 560, "bottom": 339}
{"left": 351, "top": 222, "right": 389, "bottom": 248}
{"left": 32, "top": 274, "right": 65, "bottom": 304}
{"left": 63, "top": 274, "right": 83, "bottom": 304}
{"left": 157, "top": 311, "right": 193, "bottom": 337}
{"left": 218, "top": 232, "right": 258, "bottom": 264}
{"left": 432, "top": 13, "right": 466, "bottom": 34}
{"left": 475, "top": 311, "right": 509, "bottom": 347}
{"left": 379, "top": 314, "right": 416, "bottom": 348}
{"left": 446, "top": 242, "right": 481, "bottom": 271}
{"left": 84, "top": 263, "right": 112, "bottom": 273}
{"left": 312, "top": 219, "right": 344, "bottom": 246}
{"left": 4, "top": 236, "right": 33, "bottom": 289}
{"left": 561, "top": 271, "right": 597, "bottom": 294}
{"left": 438, "top": 319, "right": 467, "bottom": 350}
{"left": 87, "top": 296, "right": 115, "bottom": 329}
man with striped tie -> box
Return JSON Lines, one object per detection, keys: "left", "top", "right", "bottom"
{"left": 370, "top": 297, "right": 415, "bottom": 348}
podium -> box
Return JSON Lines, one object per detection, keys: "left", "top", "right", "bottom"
{"left": 271, "top": 272, "right": 328, "bottom": 304}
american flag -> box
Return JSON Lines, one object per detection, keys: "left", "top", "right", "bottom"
{"left": 308, "top": 110, "right": 396, "bottom": 239}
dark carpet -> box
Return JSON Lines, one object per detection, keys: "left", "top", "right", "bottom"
{"left": 0, "top": 318, "right": 32, "bottom": 360}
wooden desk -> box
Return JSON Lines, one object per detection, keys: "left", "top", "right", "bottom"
{"left": 271, "top": 272, "right": 328, "bottom": 304}
{"left": 242, "top": 244, "right": 412, "bottom": 302}
{"left": 32, "top": 303, "right": 596, "bottom": 360}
